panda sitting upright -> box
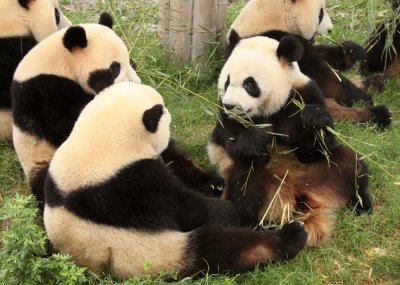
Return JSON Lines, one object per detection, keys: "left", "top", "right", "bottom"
{"left": 11, "top": 13, "right": 140, "bottom": 210}
{"left": 0, "top": 0, "right": 70, "bottom": 140}
{"left": 44, "top": 82, "right": 308, "bottom": 278}
{"left": 12, "top": 13, "right": 224, "bottom": 212}
{"left": 226, "top": 0, "right": 391, "bottom": 128}
{"left": 208, "top": 36, "right": 372, "bottom": 246}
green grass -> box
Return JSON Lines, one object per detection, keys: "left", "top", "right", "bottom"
{"left": 1, "top": 0, "right": 399, "bottom": 284}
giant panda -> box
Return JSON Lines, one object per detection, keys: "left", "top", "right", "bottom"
{"left": 11, "top": 14, "right": 141, "bottom": 210}
{"left": 361, "top": 0, "right": 400, "bottom": 77}
{"left": 12, "top": 13, "right": 224, "bottom": 212}
{"left": 226, "top": 0, "right": 392, "bottom": 128}
{"left": 0, "top": 0, "right": 71, "bottom": 140}
{"left": 208, "top": 36, "right": 373, "bottom": 247}
{"left": 43, "top": 82, "right": 308, "bottom": 278}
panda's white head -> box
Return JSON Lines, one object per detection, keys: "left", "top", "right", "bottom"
{"left": 0, "top": 0, "right": 71, "bottom": 40}
{"left": 67, "top": 82, "right": 171, "bottom": 157}
{"left": 14, "top": 13, "right": 141, "bottom": 94}
{"left": 49, "top": 82, "right": 171, "bottom": 190}
{"left": 229, "top": 0, "right": 333, "bottom": 42}
{"left": 219, "top": 36, "right": 309, "bottom": 118}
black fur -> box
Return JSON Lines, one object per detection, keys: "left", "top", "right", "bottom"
{"left": 212, "top": 80, "right": 335, "bottom": 166}
{"left": 12, "top": 75, "right": 95, "bottom": 147}
{"left": 143, "top": 104, "right": 164, "bottom": 133}
{"left": 12, "top": 74, "right": 224, "bottom": 207}
{"left": 45, "top": 158, "right": 239, "bottom": 231}
{"left": 361, "top": 12, "right": 400, "bottom": 74}
{"left": 243, "top": 77, "right": 261, "bottom": 97}
{"left": 315, "top": 41, "right": 365, "bottom": 71}
{"left": 87, "top": 69, "right": 115, "bottom": 93}
{"left": 226, "top": 30, "right": 375, "bottom": 107}
{"left": 0, "top": 36, "right": 37, "bottom": 109}
{"left": 98, "top": 12, "right": 113, "bottom": 29}
{"left": 63, "top": 26, "right": 88, "bottom": 51}
{"left": 276, "top": 35, "right": 304, "bottom": 63}
{"left": 18, "top": 0, "right": 29, "bottom": 9}
{"left": 262, "top": 31, "right": 373, "bottom": 106}
{"left": 29, "top": 161, "right": 50, "bottom": 213}
{"left": 369, "top": 105, "right": 393, "bottom": 129}
{"left": 183, "top": 221, "right": 307, "bottom": 276}
{"left": 161, "top": 140, "right": 224, "bottom": 197}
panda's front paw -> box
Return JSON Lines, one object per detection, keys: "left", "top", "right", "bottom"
{"left": 201, "top": 174, "right": 225, "bottom": 197}
{"left": 301, "top": 104, "right": 333, "bottom": 129}
{"left": 342, "top": 41, "right": 365, "bottom": 62}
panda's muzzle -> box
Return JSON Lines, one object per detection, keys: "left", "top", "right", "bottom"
{"left": 222, "top": 104, "right": 235, "bottom": 111}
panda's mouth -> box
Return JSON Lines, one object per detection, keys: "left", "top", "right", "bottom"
{"left": 223, "top": 104, "right": 249, "bottom": 116}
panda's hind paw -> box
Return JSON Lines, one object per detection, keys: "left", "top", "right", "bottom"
{"left": 278, "top": 220, "right": 308, "bottom": 259}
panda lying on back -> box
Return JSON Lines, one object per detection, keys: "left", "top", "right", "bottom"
{"left": 0, "top": 0, "right": 70, "bottom": 140}
{"left": 208, "top": 36, "right": 372, "bottom": 246}
{"left": 226, "top": 0, "right": 391, "bottom": 128}
{"left": 44, "top": 82, "right": 308, "bottom": 278}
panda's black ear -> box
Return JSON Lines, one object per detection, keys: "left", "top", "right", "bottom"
{"left": 99, "top": 12, "right": 113, "bottom": 29}
{"left": 276, "top": 35, "right": 304, "bottom": 63}
{"left": 63, "top": 26, "right": 88, "bottom": 52}
{"left": 18, "top": 0, "right": 30, "bottom": 9}
{"left": 143, "top": 104, "right": 164, "bottom": 133}
{"left": 228, "top": 29, "right": 241, "bottom": 48}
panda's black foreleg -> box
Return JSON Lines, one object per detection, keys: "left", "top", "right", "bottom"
{"left": 315, "top": 41, "right": 365, "bottom": 72}
{"left": 181, "top": 220, "right": 308, "bottom": 276}
{"left": 161, "top": 140, "right": 224, "bottom": 197}
{"left": 339, "top": 77, "right": 374, "bottom": 106}
{"left": 223, "top": 161, "right": 271, "bottom": 226}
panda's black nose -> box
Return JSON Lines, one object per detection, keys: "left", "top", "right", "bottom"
{"left": 327, "top": 28, "right": 332, "bottom": 33}
{"left": 223, "top": 104, "right": 235, "bottom": 110}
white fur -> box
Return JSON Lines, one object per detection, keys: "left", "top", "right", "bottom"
{"left": 44, "top": 83, "right": 181, "bottom": 278}
{"left": 229, "top": 0, "right": 332, "bottom": 41}
{"left": 0, "top": 0, "right": 70, "bottom": 39}
{"left": 44, "top": 206, "right": 189, "bottom": 278}
{"left": 219, "top": 36, "right": 310, "bottom": 117}
{"left": 13, "top": 24, "right": 141, "bottom": 184}
{"left": 49, "top": 82, "right": 170, "bottom": 192}
{"left": 13, "top": 126, "right": 57, "bottom": 179}
{"left": 14, "top": 24, "right": 141, "bottom": 91}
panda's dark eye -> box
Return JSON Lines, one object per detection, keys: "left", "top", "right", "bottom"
{"left": 55, "top": 8, "right": 60, "bottom": 25}
{"left": 110, "top": 62, "right": 121, "bottom": 79}
{"left": 319, "top": 8, "right": 324, "bottom": 24}
{"left": 243, "top": 77, "right": 260, "bottom": 97}
{"left": 129, "top": 59, "right": 137, "bottom": 70}
{"left": 224, "top": 75, "right": 230, "bottom": 92}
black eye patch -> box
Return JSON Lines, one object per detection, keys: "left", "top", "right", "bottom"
{"left": 319, "top": 8, "right": 324, "bottom": 24}
{"left": 224, "top": 75, "right": 230, "bottom": 92}
{"left": 55, "top": 8, "right": 60, "bottom": 25}
{"left": 243, "top": 77, "right": 260, "bottom": 97}
{"left": 110, "top": 62, "right": 121, "bottom": 80}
